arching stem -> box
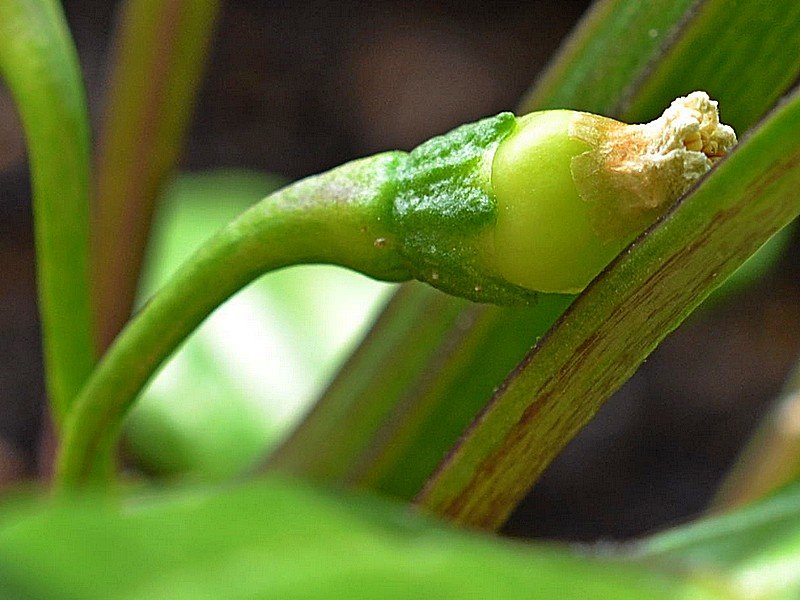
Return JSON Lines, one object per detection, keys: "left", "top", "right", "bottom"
{"left": 55, "top": 154, "right": 408, "bottom": 488}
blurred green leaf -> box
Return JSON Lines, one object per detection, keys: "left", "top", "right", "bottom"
{"left": 0, "top": 478, "right": 727, "bottom": 600}
{"left": 636, "top": 481, "right": 800, "bottom": 599}
{"left": 712, "top": 359, "right": 800, "bottom": 511}
{"left": 125, "top": 171, "right": 393, "bottom": 480}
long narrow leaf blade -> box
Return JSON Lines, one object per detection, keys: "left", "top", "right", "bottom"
{"left": 621, "top": 0, "right": 800, "bottom": 132}
{"left": 0, "top": 0, "right": 95, "bottom": 421}
{"left": 416, "top": 87, "right": 800, "bottom": 530}
{"left": 518, "top": 0, "right": 697, "bottom": 114}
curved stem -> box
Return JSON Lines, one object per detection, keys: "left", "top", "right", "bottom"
{"left": 55, "top": 154, "right": 408, "bottom": 488}
{"left": 0, "top": 0, "right": 95, "bottom": 422}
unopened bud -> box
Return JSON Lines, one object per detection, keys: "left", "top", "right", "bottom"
{"left": 487, "top": 91, "right": 737, "bottom": 294}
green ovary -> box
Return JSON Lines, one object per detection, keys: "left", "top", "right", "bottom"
{"left": 489, "top": 111, "right": 628, "bottom": 294}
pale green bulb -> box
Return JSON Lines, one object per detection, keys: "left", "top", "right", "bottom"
{"left": 487, "top": 91, "right": 737, "bottom": 294}
{"left": 489, "top": 110, "right": 608, "bottom": 293}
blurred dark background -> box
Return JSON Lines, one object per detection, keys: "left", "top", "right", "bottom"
{"left": 3, "top": 0, "right": 800, "bottom": 542}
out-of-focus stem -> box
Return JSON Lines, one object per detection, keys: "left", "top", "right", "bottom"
{"left": 712, "top": 364, "right": 800, "bottom": 512}
{"left": 93, "top": 0, "right": 221, "bottom": 351}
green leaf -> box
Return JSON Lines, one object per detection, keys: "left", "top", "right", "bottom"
{"left": 517, "top": 0, "right": 696, "bottom": 114}
{"left": 0, "top": 478, "right": 727, "bottom": 599}
{"left": 416, "top": 86, "right": 800, "bottom": 528}
{"left": 270, "top": 0, "right": 800, "bottom": 506}
{"left": 0, "top": 0, "right": 95, "bottom": 422}
{"left": 621, "top": 0, "right": 800, "bottom": 132}
{"left": 636, "top": 481, "right": 800, "bottom": 599}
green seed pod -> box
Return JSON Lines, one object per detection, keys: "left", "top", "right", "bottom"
{"left": 395, "top": 91, "right": 737, "bottom": 301}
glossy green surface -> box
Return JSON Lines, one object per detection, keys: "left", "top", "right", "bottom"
{"left": 491, "top": 110, "right": 603, "bottom": 293}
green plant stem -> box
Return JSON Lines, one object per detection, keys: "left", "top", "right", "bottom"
{"left": 0, "top": 0, "right": 95, "bottom": 423}
{"left": 55, "top": 154, "right": 408, "bottom": 487}
{"left": 94, "top": 0, "right": 221, "bottom": 351}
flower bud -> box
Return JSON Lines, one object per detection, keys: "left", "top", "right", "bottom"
{"left": 487, "top": 91, "right": 737, "bottom": 293}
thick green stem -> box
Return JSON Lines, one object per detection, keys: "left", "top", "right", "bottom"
{"left": 55, "top": 111, "right": 525, "bottom": 488}
{"left": 55, "top": 154, "right": 407, "bottom": 487}
{"left": 0, "top": 0, "right": 95, "bottom": 423}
